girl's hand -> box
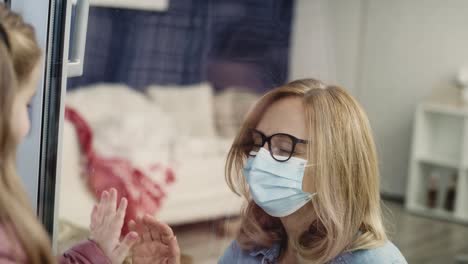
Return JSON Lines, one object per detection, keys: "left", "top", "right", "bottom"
{"left": 89, "top": 188, "right": 139, "bottom": 263}
{"left": 129, "top": 215, "right": 181, "bottom": 264}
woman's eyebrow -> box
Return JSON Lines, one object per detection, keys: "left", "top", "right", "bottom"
{"left": 253, "top": 128, "right": 267, "bottom": 135}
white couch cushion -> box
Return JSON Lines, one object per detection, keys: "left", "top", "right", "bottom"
{"left": 147, "top": 83, "right": 217, "bottom": 138}
{"left": 66, "top": 84, "right": 174, "bottom": 167}
{"left": 158, "top": 136, "right": 243, "bottom": 224}
{"left": 214, "top": 88, "right": 259, "bottom": 137}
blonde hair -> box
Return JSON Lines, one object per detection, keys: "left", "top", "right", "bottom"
{"left": 0, "top": 4, "right": 55, "bottom": 263}
{"left": 226, "top": 79, "right": 387, "bottom": 263}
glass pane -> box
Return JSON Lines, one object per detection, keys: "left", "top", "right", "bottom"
{"left": 50, "top": 0, "right": 468, "bottom": 263}
{"left": 57, "top": 1, "right": 292, "bottom": 261}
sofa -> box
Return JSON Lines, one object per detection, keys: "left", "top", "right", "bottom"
{"left": 58, "top": 82, "right": 258, "bottom": 230}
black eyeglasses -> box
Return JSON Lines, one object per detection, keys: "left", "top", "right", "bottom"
{"left": 244, "top": 128, "right": 308, "bottom": 162}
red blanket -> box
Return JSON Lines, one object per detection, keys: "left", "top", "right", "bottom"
{"left": 65, "top": 106, "right": 175, "bottom": 235}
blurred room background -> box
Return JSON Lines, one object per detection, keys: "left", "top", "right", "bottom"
{"left": 54, "top": 0, "right": 468, "bottom": 263}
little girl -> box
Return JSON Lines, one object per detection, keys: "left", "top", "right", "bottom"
{"left": 0, "top": 5, "right": 138, "bottom": 263}
{"left": 130, "top": 79, "right": 408, "bottom": 263}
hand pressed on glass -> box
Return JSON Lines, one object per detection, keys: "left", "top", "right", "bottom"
{"left": 129, "top": 215, "right": 181, "bottom": 264}
{"left": 89, "top": 188, "right": 139, "bottom": 263}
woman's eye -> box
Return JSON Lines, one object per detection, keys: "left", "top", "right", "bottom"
{"left": 280, "top": 150, "right": 292, "bottom": 156}
{"left": 278, "top": 145, "right": 292, "bottom": 152}
{"left": 273, "top": 147, "right": 290, "bottom": 155}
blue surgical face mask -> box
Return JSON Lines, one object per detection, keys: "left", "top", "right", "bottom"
{"left": 243, "top": 148, "right": 315, "bottom": 217}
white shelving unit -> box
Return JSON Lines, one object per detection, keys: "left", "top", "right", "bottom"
{"left": 406, "top": 100, "right": 468, "bottom": 224}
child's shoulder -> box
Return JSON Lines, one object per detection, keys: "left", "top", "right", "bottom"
{"left": 0, "top": 223, "right": 27, "bottom": 263}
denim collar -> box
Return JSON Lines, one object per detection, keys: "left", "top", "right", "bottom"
{"left": 249, "top": 242, "right": 281, "bottom": 263}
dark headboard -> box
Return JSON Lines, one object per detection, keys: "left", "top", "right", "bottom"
{"left": 68, "top": 0, "right": 294, "bottom": 93}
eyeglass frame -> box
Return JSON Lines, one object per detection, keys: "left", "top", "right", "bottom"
{"left": 246, "top": 128, "right": 308, "bottom": 162}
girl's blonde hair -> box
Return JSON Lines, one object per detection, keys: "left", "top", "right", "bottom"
{"left": 0, "top": 4, "right": 55, "bottom": 263}
{"left": 226, "top": 79, "right": 387, "bottom": 263}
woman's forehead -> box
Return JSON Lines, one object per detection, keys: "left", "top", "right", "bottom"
{"left": 256, "top": 97, "right": 307, "bottom": 138}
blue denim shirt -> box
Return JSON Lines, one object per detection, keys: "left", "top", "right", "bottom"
{"left": 218, "top": 240, "right": 407, "bottom": 264}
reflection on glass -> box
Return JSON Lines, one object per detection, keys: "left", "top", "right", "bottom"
{"left": 58, "top": 1, "right": 293, "bottom": 262}
{"left": 55, "top": 0, "right": 468, "bottom": 263}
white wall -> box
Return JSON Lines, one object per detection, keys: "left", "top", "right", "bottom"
{"left": 326, "top": 0, "right": 363, "bottom": 96}
{"left": 289, "top": 0, "right": 362, "bottom": 96}
{"left": 289, "top": 0, "right": 337, "bottom": 85}
{"left": 290, "top": 0, "right": 468, "bottom": 197}
{"left": 357, "top": 0, "right": 468, "bottom": 197}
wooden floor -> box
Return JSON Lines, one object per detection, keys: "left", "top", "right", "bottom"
{"left": 386, "top": 202, "right": 468, "bottom": 264}
{"left": 58, "top": 201, "right": 468, "bottom": 263}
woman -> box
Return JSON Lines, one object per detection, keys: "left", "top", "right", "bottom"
{"left": 118, "top": 79, "right": 408, "bottom": 264}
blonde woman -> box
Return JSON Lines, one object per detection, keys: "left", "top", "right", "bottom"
{"left": 128, "top": 79, "right": 408, "bottom": 263}
{"left": 0, "top": 5, "right": 140, "bottom": 263}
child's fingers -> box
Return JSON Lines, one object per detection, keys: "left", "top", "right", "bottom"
{"left": 113, "top": 197, "right": 127, "bottom": 230}
{"left": 98, "top": 190, "right": 109, "bottom": 213}
{"left": 116, "top": 197, "right": 128, "bottom": 219}
{"left": 101, "top": 190, "right": 109, "bottom": 203}
{"left": 96, "top": 191, "right": 108, "bottom": 222}
{"left": 99, "top": 191, "right": 108, "bottom": 207}
{"left": 90, "top": 205, "right": 98, "bottom": 230}
{"left": 108, "top": 188, "right": 118, "bottom": 213}
{"left": 101, "top": 189, "right": 117, "bottom": 224}
{"left": 110, "top": 188, "right": 118, "bottom": 206}
{"left": 127, "top": 220, "right": 142, "bottom": 244}
{"left": 128, "top": 220, "right": 137, "bottom": 232}
{"left": 95, "top": 204, "right": 105, "bottom": 227}
{"left": 113, "top": 231, "right": 139, "bottom": 262}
